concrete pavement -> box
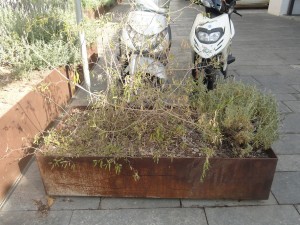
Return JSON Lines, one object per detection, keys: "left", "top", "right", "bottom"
{"left": 1, "top": 0, "right": 300, "bottom": 224}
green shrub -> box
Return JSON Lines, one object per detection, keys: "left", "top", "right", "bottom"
{"left": 190, "top": 81, "right": 279, "bottom": 157}
{"left": 0, "top": 0, "right": 111, "bottom": 78}
{"left": 0, "top": 1, "right": 78, "bottom": 76}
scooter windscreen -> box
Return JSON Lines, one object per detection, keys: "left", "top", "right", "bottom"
{"left": 201, "top": 0, "right": 223, "bottom": 11}
{"left": 134, "top": 0, "right": 171, "bottom": 13}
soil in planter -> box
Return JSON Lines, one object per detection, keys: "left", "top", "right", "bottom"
{"left": 40, "top": 107, "right": 270, "bottom": 160}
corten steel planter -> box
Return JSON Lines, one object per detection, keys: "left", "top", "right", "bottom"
{"left": 0, "top": 48, "right": 98, "bottom": 204}
{"left": 0, "top": 68, "right": 71, "bottom": 203}
{"left": 36, "top": 150, "right": 277, "bottom": 200}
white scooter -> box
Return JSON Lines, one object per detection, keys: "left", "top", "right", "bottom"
{"left": 190, "top": 0, "right": 241, "bottom": 90}
{"left": 119, "top": 0, "right": 171, "bottom": 86}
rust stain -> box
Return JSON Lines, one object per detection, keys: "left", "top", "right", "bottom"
{"left": 36, "top": 150, "right": 277, "bottom": 200}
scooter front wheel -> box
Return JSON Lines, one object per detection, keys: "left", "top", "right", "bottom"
{"left": 192, "top": 54, "right": 216, "bottom": 90}
{"left": 205, "top": 74, "right": 216, "bottom": 90}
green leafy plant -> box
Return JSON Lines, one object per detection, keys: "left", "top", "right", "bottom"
{"left": 0, "top": 0, "right": 112, "bottom": 80}
{"left": 0, "top": 1, "right": 77, "bottom": 77}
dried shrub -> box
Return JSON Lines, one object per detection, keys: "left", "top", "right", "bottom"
{"left": 42, "top": 80, "right": 279, "bottom": 160}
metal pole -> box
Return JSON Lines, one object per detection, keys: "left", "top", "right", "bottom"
{"left": 287, "top": 0, "right": 295, "bottom": 15}
{"left": 74, "top": 0, "right": 91, "bottom": 91}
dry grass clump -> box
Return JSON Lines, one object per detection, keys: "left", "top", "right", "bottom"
{"left": 190, "top": 81, "right": 279, "bottom": 157}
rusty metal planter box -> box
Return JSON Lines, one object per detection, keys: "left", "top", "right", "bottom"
{"left": 36, "top": 150, "right": 277, "bottom": 200}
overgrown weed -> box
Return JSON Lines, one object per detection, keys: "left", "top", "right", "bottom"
{"left": 41, "top": 80, "right": 279, "bottom": 160}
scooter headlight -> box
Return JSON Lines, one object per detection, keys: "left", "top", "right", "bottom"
{"left": 195, "top": 27, "right": 224, "bottom": 44}
{"left": 126, "top": 24, "right": 143, "bottom": 48}
{"left": 150, "top": 28, "right": 168, "bottom": 51}
{"left": 198, "top": 31, "right": 221, "bottom": 42}
{"left": 126, "top": 24, "right": 168, "bottom": 52}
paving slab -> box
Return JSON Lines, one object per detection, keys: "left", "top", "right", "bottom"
{"left": 271, "top": 172, "right": 300, "bottom": 204}
{"left": 181, "top": 193, "right": 277, "bottom": 208}
{"left": 259, "top": 83, "right": 298, "bottom": 94}
{"left": 272, "top": 134, "right": 300, "bottom": 155}
{"left": 100, "top": 198, "right": 180, "bottom": 210}
{"left": 233, "top": 75, "right": 262, "bottom": 87}
{"left": 21, "top": 159, "right": 41, "bottom": 180}
{"left": 274, "top": 65, "right": 300, "bottom": 78}
{"left": 276, "top": 155, "right": 300, "bottom": 172}
{"left": 1, "top": 190, "right": 46, "bottom": 212}
{"left": 205, "top": 205, "right": 300, "bottom": 225}
{"left": 233, "top": 65, "right": 281, "bottom": 77}
{"left": 251, "top": 74, "right": 300, "bottom": 86}
{"left": 70, "top": 208, "right": 207, "bottom": 225}
{"left": 3, "top": 162, "right": 100, "bottom": 212}
{"left": 273, "top": 94, "right": 298, "bottom": 101}
{"left": 2, "top": 161, "right": 46, "bottom": 211}
{"left": 280, "top": 113, "right": 300, "bottom": 133}
{"left": 0, "top": 211, "right": 72, "bottom": 225}
{"left": 292, "top": 85, "right": 300, "bottom": 92}
{"left": 233, "top": 64, "right": 300, "bottom": 78}
{"left": 274, "top": 52, "right": 300, "bottom": 65}
{"left": 284, "top": 101, "right": 300, "bottom": 112}
{"left": 233, "top": 51, "right": 285, "bottom": 66}
{"left": 50, "top": 196, "right": 100, "bottom": 210}
{"left": 278, "top": 102, "right": 293, "bottom": 113}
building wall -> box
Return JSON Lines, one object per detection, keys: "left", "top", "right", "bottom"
{"left": 268, "top": 0, "right": 290, "bottom": 15}
{"left": 292, "top": 0, "right": 300, "bottom": 14}
{"left": 269, "top": 0, "right": 300, "bottom": 15}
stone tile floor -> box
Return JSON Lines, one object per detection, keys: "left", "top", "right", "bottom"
{"left": 1, "top": 0, "right": 300, "bottom": 224}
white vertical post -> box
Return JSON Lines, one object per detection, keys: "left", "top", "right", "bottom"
{"left": 268, "top": 0, "right": 290, "bottom": 16}
{"left": 74, "top": 0, "right": 91, "bottom": 91}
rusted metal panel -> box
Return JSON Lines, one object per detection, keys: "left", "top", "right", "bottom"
{"left": 36, "top": 149, "right": 277, "bottom": 200}
{"left": 0, "top": 69, "right": 71, "bottom": 203}
{"left": 0, "top": 49, "right": 98, "bottom": 204}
